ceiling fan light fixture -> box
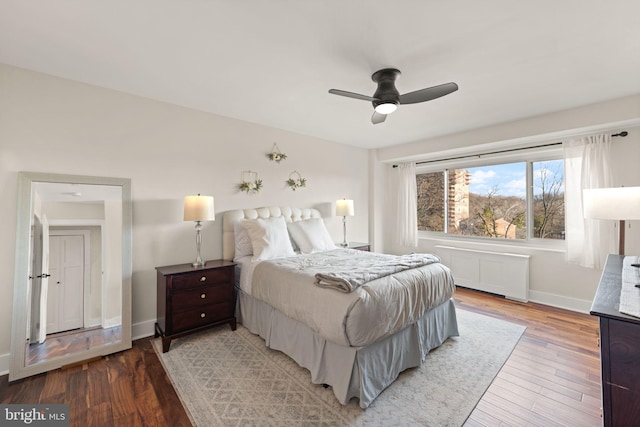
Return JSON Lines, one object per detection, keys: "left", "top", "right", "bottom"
{"left": 328, "top": 68, "right": 458, "bottom": 124}
{"left": 374, "top": 102, "right": 398, "bottom": 115}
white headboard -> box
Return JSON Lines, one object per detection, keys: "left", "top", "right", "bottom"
{"left": 222, "top": 206, "right": 322, "bottom": 261}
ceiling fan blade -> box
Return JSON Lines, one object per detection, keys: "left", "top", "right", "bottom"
{"left": 398, "top": 82, "right": 458, "bottom": 105}
{"left": 371, "top": 111, "right": 387, "bottom": 124}
{"left": 329, "top": 89, "right": 378, "bottom": 102}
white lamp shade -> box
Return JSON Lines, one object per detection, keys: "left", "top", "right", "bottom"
{"left": 184, "top": 195, "right": 215, "bottom": 221}
{"left": 336, "top": 199, "right": 354, "bottom": 217}
{"left": 583, "top": 187, "right": 640, "bottom": 220}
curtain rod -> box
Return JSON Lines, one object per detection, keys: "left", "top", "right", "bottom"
{"left": 392, "top": 131, "right": 628, "bottom": 168}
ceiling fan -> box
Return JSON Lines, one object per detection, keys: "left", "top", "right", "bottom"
{"left": 328, "top": 68, "right": 458, "bottom": 124}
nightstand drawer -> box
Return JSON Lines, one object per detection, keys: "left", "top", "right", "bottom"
{"left": 172, "top": 286, "right": 233, "bottom": 312}
{"left": 171, "top": 267, "right": 233, "bottom": 291}
{"left": 172, "top": 301, "right": 234, "bottom": 332}
{"left": 156, "top": 260, "right": 237, "bottom": 352}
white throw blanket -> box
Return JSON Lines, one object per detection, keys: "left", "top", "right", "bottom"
{"left": 315, "top": 253, "right": 441, "bottom": 292}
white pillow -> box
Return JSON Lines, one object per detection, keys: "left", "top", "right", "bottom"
{"left": 233, "top": 221, "right": 253, "bottom": 261}
{"left": 243, "top": 216, "right": 296, "bottom": 261}
{"left": 287, "top": 218, "right": 337, "bottom": 254}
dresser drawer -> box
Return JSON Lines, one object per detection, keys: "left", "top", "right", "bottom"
{"left": 172, "top": 286, "right": 233, "bottom": 312}
{"left": 171, "top": 267, "right": 233, "bottom": 291}
{"left": 172, "top": 301, "right": 235, "bottom": 332}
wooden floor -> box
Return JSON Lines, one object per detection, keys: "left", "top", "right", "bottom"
{"left": 0, "top": 287, "right": 602, "bottom": 426}
{"left": 2, "top": 333, "right": 191, "bottom": 426}
{"left": 457, "top": 288, "right": 602, "bottom": 427}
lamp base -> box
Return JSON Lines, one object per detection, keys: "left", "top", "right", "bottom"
{"left": 340, "top": 216, "right": 349, "bottom": 248}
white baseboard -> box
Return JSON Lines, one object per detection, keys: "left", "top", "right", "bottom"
{"left": 86, "top": 317, "right": 102, "bottom": 328}
{"left": 132, "top": 319, "right": 156, "bottom": 341}
{"left": 528, "top": 290, "right": 593, "bottom": 314}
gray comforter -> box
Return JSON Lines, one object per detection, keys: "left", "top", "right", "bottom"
{"left": 251, "top": 249, "right": 456, "bottom": 347}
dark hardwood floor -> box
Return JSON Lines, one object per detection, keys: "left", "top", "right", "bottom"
{"left": 1, "top": 287, "right": 602, "bottom": 426}
{"left": 2, "top": 335, "right": 191, "bottom": 426}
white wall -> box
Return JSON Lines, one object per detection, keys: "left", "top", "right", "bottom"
{"left": 0, "top": 64, "right": 370, "bottom": 369}
{"left": 372, "top": 95, "right": 640, "bottom": 312}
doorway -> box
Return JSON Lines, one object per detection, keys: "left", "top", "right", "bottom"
{"left": 46, "top": 233, "right": 87, "bottom": 334}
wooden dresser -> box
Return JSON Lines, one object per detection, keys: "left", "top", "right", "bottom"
{"left": 590, "top": 254, "right": 640, "bottom": 426}
{"left": 155, "top": 259, "right": 236, "bottom": 352}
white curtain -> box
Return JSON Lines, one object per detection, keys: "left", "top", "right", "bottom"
{"left": 564, "top": 134, "right": 615, "bottom": 269}
{"left": 393, "top": 162, "right": 418, "bottom": 248}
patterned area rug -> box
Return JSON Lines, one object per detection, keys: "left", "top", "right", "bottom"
{"left": 152, "top": 309, "right": 525, "bottom": 426}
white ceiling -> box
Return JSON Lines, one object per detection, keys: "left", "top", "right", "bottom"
{"left": 2, "top": 1, "right": 639, "bottom": 149}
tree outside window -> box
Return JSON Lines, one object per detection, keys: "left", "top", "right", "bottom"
{"left": 533, "top": 160, "right": 565, "bottom": 239}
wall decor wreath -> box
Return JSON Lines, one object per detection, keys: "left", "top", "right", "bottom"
{"left": 267, "top": 142, "right": 287, "bottom": 163}
{"left": 239, "top": 170, "right": 263, "bottom": 194}
{"left": 287, "top": 170, "right": 306, "bottom": 191}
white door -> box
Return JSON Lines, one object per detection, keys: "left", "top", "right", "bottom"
{"left": 47, "top": 235, "right": 85, "bottom": 334}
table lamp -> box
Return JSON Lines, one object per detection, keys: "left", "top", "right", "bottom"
{"left": 184, "top": 194, "right": 215, "bottom": 267}
{"left": 336, "top": 198, "right": 354, "bottom": 247}
{"left": 583, "top": 186, "right": 640, "bottom": 255}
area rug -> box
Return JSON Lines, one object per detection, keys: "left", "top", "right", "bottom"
{"left": 152, "top": 309, "right": 525, "bottom": 426}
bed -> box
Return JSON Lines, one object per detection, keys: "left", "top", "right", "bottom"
{"left": 222, "top": 206, "right": 459, "bottom": 408}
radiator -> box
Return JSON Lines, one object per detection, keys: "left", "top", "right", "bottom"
{"left": 435, "top": 245, "right": 530, "bottom": 301}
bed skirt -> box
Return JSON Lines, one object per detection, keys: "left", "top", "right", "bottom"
{"left": 236, "top": 288, "right": 459, "bottom": 408}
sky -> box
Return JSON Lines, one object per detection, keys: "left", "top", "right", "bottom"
{"left": 468, "top": 160, "right": 564, "bottom": 198}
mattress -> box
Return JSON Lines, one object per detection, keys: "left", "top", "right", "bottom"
{"left": 236, "top": 249, "right": 456, "bottom": 347}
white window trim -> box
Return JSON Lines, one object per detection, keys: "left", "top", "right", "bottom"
{"left": 417, "top": 231, "right": 567, "bottom": 253}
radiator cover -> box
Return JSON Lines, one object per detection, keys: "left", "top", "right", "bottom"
{"left": 435, "top": 245, "right": 530, "bottom": 301}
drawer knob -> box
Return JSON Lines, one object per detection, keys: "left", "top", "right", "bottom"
{"left": 200, "top": 293, "right": 206, "bottom": 299}
{"left": 200, "top": 313, "right": 206, "bottom": 318}
{"left": 200, "top": 276, "right": 207, "bottom": 282}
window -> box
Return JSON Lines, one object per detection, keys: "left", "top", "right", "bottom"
{"left": 532, "top": 159, "right": 565, "bottom": 239}
{"left": 416, "top": 155, "right": 565, "bottom": 241}
{"left": 416, "top": 172, "right": 445, "bottom": 232}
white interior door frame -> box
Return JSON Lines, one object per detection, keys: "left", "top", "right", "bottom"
{"left": 38, "top": 215, "right": 50, "bottom": 342}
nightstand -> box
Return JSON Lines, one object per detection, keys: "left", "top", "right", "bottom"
{"left": 155, "top": 259, "right": 236, "bottom": 352}
{"left": 347, "top": 242, "right": 370, "bottom": 251}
